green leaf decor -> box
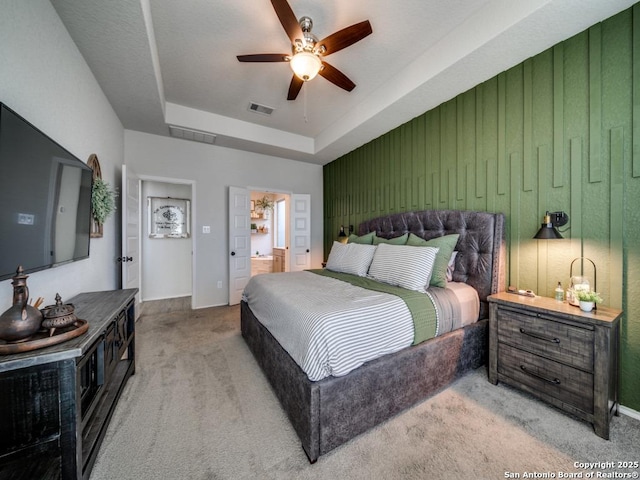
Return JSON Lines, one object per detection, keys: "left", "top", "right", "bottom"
{"left": 91, "top": 178, "right": 117, "bottom": 225}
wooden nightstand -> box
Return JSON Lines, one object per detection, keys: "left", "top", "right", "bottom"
{"left": 488, "top": 292, "right": 622, "bottom": 439}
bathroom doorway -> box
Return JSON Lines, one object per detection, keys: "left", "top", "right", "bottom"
{"left": 250, "top": 190, "right": 290, "bottom": 277}
{"left": 229, "top": 187, "right": 310, "bottom": 305}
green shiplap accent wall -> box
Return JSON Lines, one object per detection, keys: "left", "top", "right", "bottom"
{"left": 323, "top": 6, "right": 640, "bottom": 411}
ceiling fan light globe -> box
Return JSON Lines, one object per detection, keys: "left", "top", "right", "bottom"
{"left": 290, "top": 51, "right": 322, "bottom": 81}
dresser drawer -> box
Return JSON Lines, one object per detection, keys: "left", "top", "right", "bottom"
{"left": 499, "top": 344, "right": 594, "bottom": 414}
{"left": 497, "top": 308, "right": 593, "bottom": 371}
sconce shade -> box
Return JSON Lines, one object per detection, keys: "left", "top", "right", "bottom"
{"left": 290, "top": 52, "right": 322, "bottom": 81}
{"left": 533, "top": 211, "right": 568, "bottom": 239}
{"left": 534, "top": 223, "right": 563, "bottom": 239}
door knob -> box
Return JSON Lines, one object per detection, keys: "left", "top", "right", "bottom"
{"left": 230, "top": 251, "right": 236, "bottom": 256}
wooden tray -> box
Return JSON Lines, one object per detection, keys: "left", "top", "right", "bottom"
{"left": 0, "top": 319, "right": 88, "bottom": 355}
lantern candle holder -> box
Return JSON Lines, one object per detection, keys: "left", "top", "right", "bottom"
{"left": 566, "top": 257, "right": 597, "bottom": 307}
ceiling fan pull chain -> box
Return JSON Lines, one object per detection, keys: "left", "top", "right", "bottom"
{"left": 304, "top": 85, "right": 309, "bottom": 123}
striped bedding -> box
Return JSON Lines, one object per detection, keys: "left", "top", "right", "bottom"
{"left": 241, "top": 271, "right": 479, "bottom": 381}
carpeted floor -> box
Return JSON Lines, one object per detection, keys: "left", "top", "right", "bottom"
{"left": 89, "top": 304, "right": 640, "bottom": 480}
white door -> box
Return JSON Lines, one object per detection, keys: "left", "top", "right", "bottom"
{"left": 228, "top": 186, "right": 251, "bottom": 305}
{"left": 289, "top": 194, "right": 311, "bottom": 272}
{"left": 121, "top": 165, "right": 141, "bottom": 316}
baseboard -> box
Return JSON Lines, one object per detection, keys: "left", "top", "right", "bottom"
{"left": 141, "top": 294, "right": 191, "bottom": 302}
{"left": 194, "top": 302, "right": 230, "bottom": 309}
{"left": 619, "top": 404, "right": 640, "bottom": 421}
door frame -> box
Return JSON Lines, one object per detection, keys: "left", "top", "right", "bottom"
{"left": 136, "top": 174, "right": 196, "bottom": 309}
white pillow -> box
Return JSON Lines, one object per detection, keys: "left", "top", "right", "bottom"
{"left": 325, "top": 241, "right": 377, "bottom": 277}
{"left": 368, "top": 243, "right": 439, "bottom": 291}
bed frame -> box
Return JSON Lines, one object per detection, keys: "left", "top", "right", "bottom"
{"left": 241, "top": 209, "right": 506, "bottom": 462}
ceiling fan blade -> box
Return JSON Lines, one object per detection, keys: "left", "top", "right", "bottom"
{"left": 319, "top": 62, "right": 356, "bottom": 92}
{"left": 271, "top": 0, "right": 303, "bottom": 43}
{"left": 287, "top": 75, "right": 304, "bottom": 100}
{"left": 237, "top": 54, "right": 289, "bottom": 62}
{"left": 317, "top": 20, "right": 372, "bottom": 56}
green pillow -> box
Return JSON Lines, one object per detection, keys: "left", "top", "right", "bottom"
{"left": 407, "top": 233, "right": 460, "bottom": 288}
{"left": 347, "top": 231, "right": 375, "bottom": 244}
{"left": 373, "top": 233, "right": 408, "bottom": 245}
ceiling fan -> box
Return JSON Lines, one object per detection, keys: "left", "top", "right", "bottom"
{"left": 237, "top": 0, "right": 373, "bottom": 100}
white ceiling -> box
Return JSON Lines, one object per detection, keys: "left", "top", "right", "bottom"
{"left": 51, "top": 0, "right": 636, "bottom": 165}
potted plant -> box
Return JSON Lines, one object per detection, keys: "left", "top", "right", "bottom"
{"left": 251, "top": 223, "right": 257, "bottom": 233}
{"left": 255, "top": 195, "right": 274, "bottom": 211}
{"left": 91, "top": 178, "right": 117, "bottom": 225}
{"left": 575, "top": 290, "right": 603, "bottom": 312}
{"left": 255, "top": 195, "right": 274, "bottom": 219}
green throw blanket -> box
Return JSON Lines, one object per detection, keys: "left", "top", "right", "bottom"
{"left": 308, "top": 269, "right": 437, "bottom": 344}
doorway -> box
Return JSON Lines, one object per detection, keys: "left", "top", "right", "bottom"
{"left": 140, "top": 179, "right": 194, "bottom": 304}
{"left": 250, "top": 190, "right": 290, "bottom": 277}
{"left": 229, "top": 187, "right": 310, "bottom": 305}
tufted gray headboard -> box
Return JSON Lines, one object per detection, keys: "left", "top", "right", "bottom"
{"left": 358, "top": 209, "right": 506, "bottom": 319}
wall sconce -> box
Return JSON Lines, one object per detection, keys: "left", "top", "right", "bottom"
{"left": 338, "top": 225, "right": 348, "bottom": 243}
{"left": 533, "top": 211, "right": 569, "bottom": 239}
{"left": 337, "top": 225, "right": 354, "bottom": 243}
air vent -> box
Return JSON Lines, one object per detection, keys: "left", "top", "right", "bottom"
{"left": 248, "top": 102, "right": 275, "bottom": 116}
{"left": 169, "top": 125, "right": 216, "bottom": 144}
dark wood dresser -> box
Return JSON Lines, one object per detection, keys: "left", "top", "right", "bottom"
{"left": 488, "top": 291, "right": 621, "bottom": 439}
{"left": 0, "top": 289, "right": 137, "bottom": 480}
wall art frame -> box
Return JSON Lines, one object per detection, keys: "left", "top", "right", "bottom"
{"left": 148, "top": 196, "right": 191, "bottom": 238}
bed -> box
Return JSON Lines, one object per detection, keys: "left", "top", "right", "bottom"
{"left": 240, "top": 209, "right": 506, "bottom": 462}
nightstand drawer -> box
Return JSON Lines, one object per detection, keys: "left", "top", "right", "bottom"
{"left": 497, "top": 308, "right": 593, "bottom": 371}
{"left": 499, "top": 344, "right": 594, "bottom": 414}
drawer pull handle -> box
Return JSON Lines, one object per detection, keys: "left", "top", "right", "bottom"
{"left": 519, "top": 328, "right": 560, "bottom": 344}
{"left": 520, "top": 365, "right": 561, "bottom": 385}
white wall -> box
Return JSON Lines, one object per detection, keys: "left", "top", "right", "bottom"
{"left": 125, "top": 130, "right": 324, "bottom": 308}
{"left": 141, "top": 181, "right": 192, "bottom": 301}
{"left": 0, "top": 1, "right": 124, "bottom": 312}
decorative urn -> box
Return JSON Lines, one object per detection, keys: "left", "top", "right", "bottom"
{"left": 0, "top": 266, "right": 43, "bottom": 342}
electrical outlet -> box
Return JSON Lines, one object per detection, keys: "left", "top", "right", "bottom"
{"left": 217, "top": 281, "right": 222, "bottom": 289}
{"left": 203, "top": 226, "right": 211, "bottom": 234}
{"left": 17, "top": 213, "right": 34, "bottom": 225}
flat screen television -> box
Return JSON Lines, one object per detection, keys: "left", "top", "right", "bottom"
{"left": 0, "top": 103, "right": 93, "bottom": 281}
